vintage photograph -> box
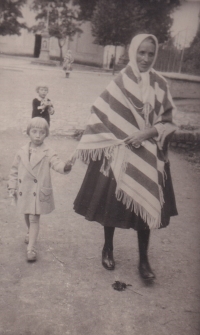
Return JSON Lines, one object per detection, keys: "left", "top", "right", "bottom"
{"left": 0, "top": 0, "right": 200, "bottom": 334}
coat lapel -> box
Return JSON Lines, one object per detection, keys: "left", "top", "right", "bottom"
{"left": 29, "top": 143, "right": 48, "bottom": 169}
{"left": 19, "top": 143, "right": 48, "bottom": 176}
{"left": 19, "top": 143, "right": 36, "bottom": 177}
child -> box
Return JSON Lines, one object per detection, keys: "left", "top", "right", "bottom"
{"left": 32, "top": 83, "right": 55, "bottom": 126}
{"left": 8, "top": 117, "right": 73, "bottom": 262}
{"left": 63, "top": 50, "right": 74, "bottom": 78}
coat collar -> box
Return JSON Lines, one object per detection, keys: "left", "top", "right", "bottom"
{"left": 19, "top": 142, "right": 48, "bottom": 176}
{"left": 36, "top": 96, "right": 49, "bottom": 102}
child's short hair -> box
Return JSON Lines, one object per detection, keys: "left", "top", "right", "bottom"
{"left": 27, "top": 117, "right": 49, "bottom": 137}
{"left": 36, "top": 82, "right": 49, "bottom": 93}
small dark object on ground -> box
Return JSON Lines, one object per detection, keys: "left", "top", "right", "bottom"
{"left": 112, "top": 281, "right": 132, "bottom": 291}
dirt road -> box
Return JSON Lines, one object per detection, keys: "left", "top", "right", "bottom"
{"left": 0, "top": 128, "right": 199, "bottom": 335}
{"left": 0, "top": 56, "right": 200, "bottom": 335}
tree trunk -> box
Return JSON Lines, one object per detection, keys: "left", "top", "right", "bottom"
{"left": 59, "top": 45, "right": 63, "bottom": 65}
{"left": 65, "top": 36, "right": 69, "bottom": 51}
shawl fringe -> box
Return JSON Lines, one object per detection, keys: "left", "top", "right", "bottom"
{"left": 116, "top": 188, "right": 162, "bottom": 229}
{"left": 75, "top": 146, "right": 117, "bottom": 176}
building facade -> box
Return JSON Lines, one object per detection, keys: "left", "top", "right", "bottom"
{"left": 1, "top": 1, "right": 198, "bottom": 68}
{"left": 0, "top": 2, "right": 125, "bottom": 67}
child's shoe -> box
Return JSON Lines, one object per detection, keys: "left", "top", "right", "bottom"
{"left": 27, "top": 248, "right": 37, "bottom": 262}
{"left": 24, "top": 232, "right": 29, "bottom": 244}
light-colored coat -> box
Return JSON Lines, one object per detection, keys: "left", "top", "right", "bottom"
{"left": 8, "top": 142, "right": 67, "bottom": 215}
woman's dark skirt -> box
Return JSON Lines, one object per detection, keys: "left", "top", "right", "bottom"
{"left": 74, "top": 158, "right": 178, "bottom": 230}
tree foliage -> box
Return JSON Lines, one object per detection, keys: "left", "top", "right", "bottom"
{"left": 91, "top": 0, "right": 180, "bottom": 46}
{"left": 31, "top": 0, "right": 82, "bottom": 61}
{"left": 182, "top": 27, "right": 200, "bottom": 75}
{"left": 0, "top": 0, "right": 27, "bottom": 36}
{"left": 73, "top": 0, "right": 97, "bottom": 21}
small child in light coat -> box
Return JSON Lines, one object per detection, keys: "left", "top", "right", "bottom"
{"left": 32, "top": 83, "right": 55, "bottom": 126}
{"left": 8, "top": 117, "right": 73, "bottom": 262}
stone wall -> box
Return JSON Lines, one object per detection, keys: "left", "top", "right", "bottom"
{"left": 162, "top": 72, "right": 200, "bottom": 99}
{"left": 161, "top": 72, "right": 200, "bottom": 147}
{"left": 171, "top": 130, "right": 200, "bottom": 149}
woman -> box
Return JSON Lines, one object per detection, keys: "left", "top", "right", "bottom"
{"left": 73, "top": 34, "right": 178, "bottom": 280}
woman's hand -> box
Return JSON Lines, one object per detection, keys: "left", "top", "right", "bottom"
{"left": 124, "top": 131, "right": 145, "bottom": 147}
{"left": 124, "top": 127, "right": 158, "bottom": 148}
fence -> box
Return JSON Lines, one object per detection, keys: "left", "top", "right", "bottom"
{"left": 117, "top": 28, "right": 197, "bottom": 74}
{"left": 154, "top": 41, "right": 183, "bottom": 73}
{"left": 154, "top": 28, "right": 196, "bottom": 74}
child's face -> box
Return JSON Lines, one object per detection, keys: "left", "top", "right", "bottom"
{"left": 29, "top": 127, "right": 46, "bottom": 147}
{"left": 38, "top": 87, "right": 48, "bottom": 99}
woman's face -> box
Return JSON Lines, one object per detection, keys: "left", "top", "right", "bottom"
{"left": 136, "top": 39, "right": 156, "bottom": 72}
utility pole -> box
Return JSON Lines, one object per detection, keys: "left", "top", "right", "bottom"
{"left": 39, "top": 1, "right": 50, "bottom": 61}
{"left": 32, "top": 1, "right": 56, "bottom": 66}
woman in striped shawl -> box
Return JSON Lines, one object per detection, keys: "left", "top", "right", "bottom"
{"left": 73, "top": 34, "right": 178, "bottom": 280}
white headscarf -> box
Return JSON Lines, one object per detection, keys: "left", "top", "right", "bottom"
{"left": 128, "top": 34, "right": 159, "bottom": 103}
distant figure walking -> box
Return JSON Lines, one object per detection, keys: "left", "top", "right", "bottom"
{"left": 32, "top": 82, "right": 55, "bottom": 126}
{"left": 63, "top": 50, "right": 74, "bottom": 78}
{"left": 109, "top": 54, "right": 115, "bottom": 69}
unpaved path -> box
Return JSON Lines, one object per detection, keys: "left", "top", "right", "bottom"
{"left": 0, "top": 56, "right": 200, "bottom": 335}
{"left": 0, "top": 128, "right": 199, "bottom": 335}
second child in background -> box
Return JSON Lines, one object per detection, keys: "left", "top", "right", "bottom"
{"left": 32, "top": 83, "right": 55, "bottom": 126}
{"left": 63, "top": 50, "right": 74, "bottom": 78}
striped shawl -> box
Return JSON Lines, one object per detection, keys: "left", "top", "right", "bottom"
{"left": 75, "top": 65, "right": 176, "bottom": 228}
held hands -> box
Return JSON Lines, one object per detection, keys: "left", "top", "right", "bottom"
{"left": 64, "top": 161, "right": 72, "bottom": 173}
{"left": 64, "top": 155, "right": 76, "bottom": 173}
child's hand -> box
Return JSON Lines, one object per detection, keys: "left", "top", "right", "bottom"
{"left": 8, "top": 189, "right": 16, "bottom": 206}
{"left": 43, "top": 101, "right": 49, "bottom": 108}
{"left": 46, "top": 100, "right": 52, "bottom": 107}
{"left": 48, "top": 104, "right": 55, "bottom": 115}
{"left": 64, "top": 161, "right": 73, "bottom": 173}
{"left": 64, "top": 152, "right": 76, "bottom": 172}
{"left": 9, "top": 189, "right": 16, "bottom": 197}
{"left": 41, "top": 99, "right": 51, "bottom": 108}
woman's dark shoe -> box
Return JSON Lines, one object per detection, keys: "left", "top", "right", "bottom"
{"left": 139, "top": 260, "right": 155, "bottom": 280}
{"left": 102, "top": 248, "right": 115, "bottom": 270}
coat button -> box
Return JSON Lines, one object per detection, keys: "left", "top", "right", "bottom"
{"left": 34, "top": 179, "right": 37, "bottom": 183}
{"left": 19, "top": 179, "right": 21, "bottom": 183}
{"left": 19, "top": 192, "right": 22, "bottom": 196}
{"left": 33, "top": 192, "right": 36, "bottom": 196}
